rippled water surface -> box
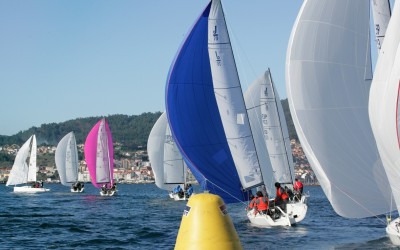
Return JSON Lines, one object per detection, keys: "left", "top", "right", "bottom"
{"left": 0, "top": 184, "right": 397, "bottom": 249}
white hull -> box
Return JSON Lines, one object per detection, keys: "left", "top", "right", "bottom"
{"left": 172, "top": 193, "right": 190, "bottom": 201}
{"left": 169, "top": 192, "right": 174, "bottom": 199}
{"left": 13, "top": 186, "right": 50, "bottom": 193}
{"left": 387, "top": 218, "right": 400, "bottom": 245}
{"left": 247, "top": 195, "right": 308, "bottom": 227}
{"left": 70, "top": 187, "right": 85, "bottom": 193}
{"left": 100, "top": 189, "right": 117, "bottom": 196}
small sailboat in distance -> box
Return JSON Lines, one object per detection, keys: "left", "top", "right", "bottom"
{"left": 147, "top": 112, "right": 191, "bottom": 201}
{"left": 6, "top": 135, "right": 50, "bottom": 193}
{"left": 84, "top": 118, "right": 116, "bottom": 196}
{"left": 55, "top": 132, "right": 84, "bottom": 192}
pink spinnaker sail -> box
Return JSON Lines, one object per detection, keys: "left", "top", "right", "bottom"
{"left": 84, "top": 118, "right": 114, "bottom": 188}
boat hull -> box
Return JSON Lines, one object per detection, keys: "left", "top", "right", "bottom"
{"left": 100, "top": 189, "right": 117, "bottom": 196}
{"left": 247, "top": 195, "right": 308, "bottom": 227}
{"left": 172, "top": 193, "right": 193, "bottom": 201}
{"left": 70, "top": 187, "right": 85, "bottom": 193}
{"left": 14, "top": 186, "right": 50, "bottom": 193}
{"left": 387, "top": 218, "right": 400, "bottom": 245}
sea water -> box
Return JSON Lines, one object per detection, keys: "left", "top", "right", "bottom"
{"left": 0, "top": 184, "right": 396, "bottom": 249}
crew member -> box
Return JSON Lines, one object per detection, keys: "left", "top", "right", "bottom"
{"left": 275, "top": 182, "right": 289, "bottom": 212}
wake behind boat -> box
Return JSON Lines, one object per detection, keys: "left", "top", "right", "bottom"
{"left": 84, "top": 118, "right": 117, "bottom": 196}
{"left": 6, "top": 135, "right": 50, "bottom": 193}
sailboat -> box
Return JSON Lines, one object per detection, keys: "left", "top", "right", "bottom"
{"left": 244, "top": 69, "right": 308, "bottom": 226}
{"left": 166, "top": 0, "right": 300, "bottom": 226}
{"left": 6, "top": 135, "right": 50, "bottom": 193}
{"left": 369, "top": 0, "right": 400, "bottom": 245}
{"left": 55, "top": 132, "right": 84, "bottom": 193}
{"left": 84, "top": 118, "right": 116, "bottom": 196}
{"left": 286, "top": 0, "right": 392, "bottom": 221}
{"left": 147, "top": 112, "right": 191, "bottom": 201}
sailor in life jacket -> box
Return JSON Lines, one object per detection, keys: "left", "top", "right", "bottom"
{"left": 254, "top": 191, "right": 269, "bottom": 215}
{"left": 274, "top": 182, "right": 289, "bottom": 212}
{"left": 246, "top": 194, "right": 257, "bottom": 211}
{"left": 293, "top": 178, "right": 304, "bottom": 194}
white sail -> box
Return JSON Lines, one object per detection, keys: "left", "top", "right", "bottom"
{"left": 55, "top": 132, "right": 79, "bottom": 186}
{"left": 148, "top": 112, "right": 186, "bottom": 191}
{"left": 260, "top": 69, "right": 295, "bottom": 184}
{"left": 286, "top": 0, "right": 392, "bottom": 218}
{"left": 164, "top": 123, "right": 186, "bottom": 185}
{"left": 371, "top": 0, "right": 392, "bottom": 51}
{"left": 6, "top": 136, "right": 33, "bottom": 186}
{"left": 208, "top": 0, "right": 263, "bottom": 190}
{"left": 369, "top": 0, "right": 400, "bottom": 212}
{"left": 244, "top": 72, "right": 277, "bottom": 195}
{"left": 96, "top": 118, "right": 111, "bottom": 184}
{"left": 27, "top": 135, "right": 37, "bottom": 182}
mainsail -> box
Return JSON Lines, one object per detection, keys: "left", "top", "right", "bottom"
{"left": 286, "top": 0, "right": 392, "bottom": 218}
{"left": 6, "top": 135, "right": 35, "bottom": 186}
{"left": 259, "top": 69, "right": 294, "bottom": 185}
{"left": 84, "top": 118, "right": 114, "bottom": 188}
{"left": 55, "top": 132, "right": 79, "bottom": 186}
{"left": 208, "top": 0, "right": 263, "bottom": 190}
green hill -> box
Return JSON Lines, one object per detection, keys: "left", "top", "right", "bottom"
{"left": 0, "top": 99, "right": 297, "bottom": 149}
{"left": 0, "top": 112, "right": 162, "bottom": 150}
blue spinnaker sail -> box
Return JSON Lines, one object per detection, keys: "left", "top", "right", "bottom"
{"left": 165, "top": 2, "right": 246, "bottom": 203}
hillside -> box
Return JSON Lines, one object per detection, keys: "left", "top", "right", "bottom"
{"left": 0, "top": 99, "right": 297, "bottom": 149}
{"left": 0, "top": 112, "right": 162, "bottom": 150}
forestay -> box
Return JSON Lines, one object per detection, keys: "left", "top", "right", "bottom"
{"left": 286, "top": 0, "right": 392, "bottom": 218}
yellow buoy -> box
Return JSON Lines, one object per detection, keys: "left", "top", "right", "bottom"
{"left": 175, "top": 193, "right": 242, "bottom": 250}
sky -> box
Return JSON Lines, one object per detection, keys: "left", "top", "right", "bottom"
{"left": 0, "top": 0, "right": 384, "bottom": 136}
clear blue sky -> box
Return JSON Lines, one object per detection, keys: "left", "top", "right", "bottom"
{"left": 0, "top": 0, "right": 382, "bottom": 136}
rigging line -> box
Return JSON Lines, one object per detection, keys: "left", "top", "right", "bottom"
{"left": 333, "top": 184, "right": 387, "bottom": 225}
{"left": 246, "top": 104, "right": 263, "bottom": 111}
{"left": 204, "top": 178, "right": 247, "bottom": 206}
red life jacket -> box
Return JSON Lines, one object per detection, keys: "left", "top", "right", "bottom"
{"left": 276, "top": 187, "right": 289, "bottom": 200}
{"left": 248, "top": 197, "right": 257, "bottom": 208}
{"left": 294, "top": 181, "right": 303, "bottom": 190}
{"left": 256, "top": 197, "right": 268, "bottom": 211}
